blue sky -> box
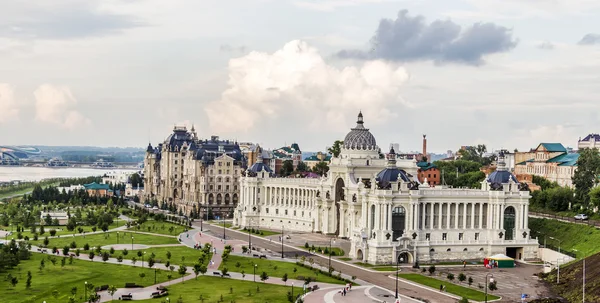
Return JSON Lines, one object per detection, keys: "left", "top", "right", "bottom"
{"left": 1, "top": 0, "right": 599, "bottom": 153}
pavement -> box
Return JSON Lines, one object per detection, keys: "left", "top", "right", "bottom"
{"left": 195, "top": 222, "right": 456, "bottom": 303}
{"left": 304, "top": 285, "right": 422, "bottom": 303}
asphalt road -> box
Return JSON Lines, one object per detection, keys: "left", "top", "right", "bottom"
{"left": 195, "top": 222, "right": 456, "bottom": 303}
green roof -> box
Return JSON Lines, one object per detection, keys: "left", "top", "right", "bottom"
{"left": 539, "top": 143, "right": 567, "bottom": 153}
{"left": 304, "top": 154, "right": 331, "bottom": 162}
{"left": 417, "top": 161, "right": 437, "bottom": 170}
{"left": 84, "top": 182, "right": 110, "bottom": 190}
{"left": 548, "top": 152, "right": 579, "bottom": 166}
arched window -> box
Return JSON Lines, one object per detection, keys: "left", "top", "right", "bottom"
{"left": 208, "top": 194, "right": 214, "bottom": 205}
{"left": 233, "top": 194, "right": 238, "bottom": 205}
{"left": 225, "top": 194, "right": 230, "bottom": 205}
{"left": 216, "top": 194, "right": 222, "bottom": 205}
{"left": 504, "top": 206, "right": 516, "bottom": 240}
{"left": 392, "top": 206, "right": 406, "bottom": 241}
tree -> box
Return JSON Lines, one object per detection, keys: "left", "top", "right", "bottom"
{"left": 109, "top": 247, "right": 115, "bottom": 255}
{"left": 61, "top": 257, "right": 66, "bottom": 268}
{"left": 221, "top": 267, "right": 229, "bottom": 277}
{"left": 148, "top": 258, "right": 155, "bottom": 268}
{"left": 260, "top": 271, "right": 269, "bottom": 282}
{"left": 573, "top": 148, "right": 600, "bottom": 207}
{"left": 282, "top": 273, "right": 288, "bottom": 285}
{"left": 43, "top": 237, "right": 50, "bottom": 247}
{"left": 63, "top": 246, "right": 70, "bottom": 256}
{"left": 468, "top": 276, "right": 473, "bottom": 286}
{"left": 447, "top": 273, "right": 455, "bottom": 282}
{"left": 40, "top": 225, "right": 45, "bottom": 235}
{"left": 589, "top": 186, "right": 600, "bottom": 208}
{"left": 328, "top": 140, "right": 343, "bottom": 158}
{"left": 49, "top": 229, "right": 57, "bottom": 237}
{"left": 88, "top": 252, "right": 95, "bottom": 261}
{"left": 10, "top": 277, "right": 18, "bottom": 288}
{"left": 458, "top": 298, "right": 469, "bottom": 303}
{"left": 102, "top": 252, "right": 110, "bottom": 262}
{"left": 193, "top": 263, "right": 202, "bottom": 279}
{"left": 296, "top": 162, "right": 308, "bottom": 172}
{"left": 26, "top": 271, "right": 32, "bottom": 289}
{"left": 122, "top": 248, "right": 128, "bottom": 256}
{"left": 178, "top": 264, "right": 187, "bottom": 282}
{"left": 428, "top": 265, "right": 436, "bottom": 275}
{"left": 458, "top": 273, "right": 466, "bottom": 284}
{"left": 166, "top": 251, "right": 172, "bottom": 260}
{"left": 108, "top": 285, "right": 117, "bottom": 301}
{"left": 131, "top": 257, "right": 137, "bottom": 265}
{"left": 83, "top": 243, "right": 90, "bottom": 251}
{"left": 280, "top": 160, "right": 294, "bottom": 177}
{"left": 312, "top": 161, "right": 330, "bottom": 176}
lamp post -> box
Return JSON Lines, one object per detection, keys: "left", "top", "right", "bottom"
{"left": 395, "top": 256, "right": 403, "bottom": 299}
{"left": 131, "top": 236, "right": 134, "bottom": 250}
{"left": 328, "top": 238, "right": 335, "bottom": 272}
{"left": 549, "top": 236, "right": 562, "bottom": 254}
{"left": 485, "top": 273, "right": 494, "bottom": 303}
{"left": 223, "top": 213, "right": 226, "bottom": 240}
{"left": 200, "top": 206, "right": 203, "bottom": 232}
{"left": 292, "top": 282, "right": 294, "bottom": 301}
{"left": 248, "top": 219, "right": 253, "bottom": 252}
{"left": 117, "top": 231, "right": 119, "bottom": 244}
{"left": 254, "top": 264, "right": 257, "bottom": 282}
{"left": 281, "top": 225, "right": 284, "bottom": 259}
{"left": 84, "top": 281, "right": 88, "bottom": 302}
{"left": 153, "top": 266, "right": 157, "bottom": 284}
{"left": 573, "top": 249, "right": 585, "bottom": 302}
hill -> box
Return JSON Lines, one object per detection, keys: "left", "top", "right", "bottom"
{"left": 542, "top": 252, "right": 600, "bottom": 302}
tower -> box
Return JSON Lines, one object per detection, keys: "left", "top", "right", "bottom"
{"left": 422, "top": 134, "right": 427, "bottom": 160}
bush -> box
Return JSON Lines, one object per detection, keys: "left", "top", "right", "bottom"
{"left": 428, "top": 265, "right": 436, "bottom": 275}
{"left": 447, "top": 273, "right": 454, "bottom": 281}
{"left": 49, "top": 230, "right": 57, "bottom": 237}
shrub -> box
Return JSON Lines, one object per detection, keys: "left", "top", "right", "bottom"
{"left": 428, "top": 265, "right": 436, "bottom": 275}
{"left": 447, "top": 273, "right": 454, "bottom": 281}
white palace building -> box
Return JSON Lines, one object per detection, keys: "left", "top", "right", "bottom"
{"left": 234, "top": 113, "right": 539, "bottom": 265}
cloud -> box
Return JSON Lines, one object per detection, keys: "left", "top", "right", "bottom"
{"left": 205, "top": 40, "right": 410, "bottom": 134}
{"left": 293, "top": 0, "right": 390, "bottom": 11}
{"left": 220, "top": 44, "right": 247, "bottom": 53}
{"left": 337, "top": 10, "right": 518, "bottom": 65}
{"left": 536, "top": 41, "right": 555, "bottom": 50}
{"left": 578, "top": 33, "right": 600, "bottom": 45}
{"left": 34, "top": 84, "right": 91, "bottom": 129}
{"left": 0, "top": 84, "right": 19, "bottom": 123}
{"left": 0, "top": 1, "right": 143, "bottom": 40}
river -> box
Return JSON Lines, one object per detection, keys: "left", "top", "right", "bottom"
{"left": 0, "top": 166, "right": 140, "bottom": 182}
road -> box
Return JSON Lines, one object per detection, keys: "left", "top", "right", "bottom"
{"left": 196, "top": 222, "right": 456, "bottom": 303}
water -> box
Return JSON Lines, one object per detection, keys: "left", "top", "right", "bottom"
{"left": 0, "top": 166, "right": 139, "bottom": 182}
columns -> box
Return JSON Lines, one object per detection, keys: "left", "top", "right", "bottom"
{"left": 462, "top": 202, "right": 467, "bottom": 229}
{"left": 524, "top": 204, "right": 529, "bottom": 229}
{"left": 499, "top": 204, "right": 504, "bottom": 230}
{"left": 437, "top": 203, "right": 443, "bottom": 229}
{"left": 421, "top": 203, "right": 426, "bottom": 230}
{"left": 454, "top": 203, "right": 459, "bottom": 229}
{"left": 478, "top": 203, "right": 483, "bottom": 229}
{"left": 470, "top": 203, "right": 475, "bottom": 229}
{"left": 446, "top": 203, "right": 451, "bottom": 229}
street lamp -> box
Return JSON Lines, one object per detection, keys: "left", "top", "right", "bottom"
{"left": 395, "top": 256, "right": 404, "bottom": 299}
{"left": 84, "top": 281, "right": 88, "bottom": 301}
{"left": 485, "top": 273, "right": 494, "bottom": 303}
{"left": 131, "top": 236, "right": 134, "bottom": 250}
{"left": 328, "top": 238, "right": 335, "bottom": 272}
{"left": 281, "top": 225, "right": 284, "bottom": 259}
{"left": 248, "top": 219, "right": 253, "bottom": 252}
{"left": 142, "top": 251, "right": 146, "bottom": 268}
{"left": 153, "top": 266, "right": 157, "bottom": 284}
{"left": 549, "top": 236, "right": 562, "bottom": 254}
{"left": 254, "top": 264, "right": 257, "bottom": 282}
{"left": 292, "top": 282, "right": 294, "bottom": 301}
{"left": 117, "top": 231, "right": 119, "bottom": 244}
{"left": 573, "top": 249, "right": 585, "bottom": 302}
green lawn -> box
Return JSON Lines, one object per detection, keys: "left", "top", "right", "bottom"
{"left": 112, "top": 275, "right": 302, "bottom": 303}
{"left": 298, "top": 245, "right": 345, "bottom": 257}
{"left": 399, "top": 274, "right": 500, "bottom": 301}
{"left": 17, "top": 220, "right": 126, "bottom": 239}
{"left": 529, "top": 217, "right": 600, "bottom": 257}
{"left": 116, "top": 246, "right": 212, "bottom": 267}
{"left": 372, "top": 267, "right": 398, "bottom": 271}
{"left": 127, "top": 221, "right": 188, "bottom": 236}
{"left": 211, "top": 221, "right": 233, "bottom": 228}
{"left": 0, "top": 253, "right": 173, "bottom": 303}
{"left": 36, "top": 231, "right": 178, "bottom": 249}
{"left": 220, "top": 255, "right": 345, "bottom": 285}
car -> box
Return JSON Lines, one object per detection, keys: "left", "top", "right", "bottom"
{"left": 574, "top": 214, "right": 589, "bottom": 220}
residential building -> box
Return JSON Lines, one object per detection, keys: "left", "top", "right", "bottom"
{"left": 84, "top": 182, "right": 112, "bottom": 197}
{"left": 40, "top": 212, "right": 69, "bottom": 225}
{"left": 56, "top": 185, "right": 84, "bottom": 193}
{"left": 304, "top": 151, "right": 332, "bottom": 169}
{"left": 578, "top": 134, "right": 600, "bottom": 150}
{"left": 102, "top": 170, "right": 140, "bottom": 185}
{"left": 234, "top": 112, "right": 538, "bottom": 265}
{"left": 514, "top": 143, "right": 579, "bottom": 187}
{"left": 143, "top": 126, "right": 245, "bottom": 218}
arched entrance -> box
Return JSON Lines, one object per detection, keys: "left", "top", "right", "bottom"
{"left": 356, "top": 249, "right": 364, "bottom": 260}
{"left": 504, "top": 206, "right": 516, "bottom": 240}
{"left": 392, "top": 206, "right": 406, "bottom": 241}
{"left": 334, "top": 178, "right": 345, "bottom": 236}
{"left": 173, "top": 189, "right": 178, "bottom": 199}
{"left": 398, "top": 251, "right": 411, "bottom": 264}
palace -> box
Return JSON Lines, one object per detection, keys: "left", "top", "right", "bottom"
{"left": 234, "top": 112, "right": 539, "bottom": 265}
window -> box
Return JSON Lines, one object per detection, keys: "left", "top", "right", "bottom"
{"left": 428, "top": 174, "right": 431, "bottom": 178}
{"left": 425, "top": 233, "right": 430, "bottom": 241}
{"left": 293, "top": 210, "right": 296, "bottom": 216}
{"left": 459, "top": 233, "right": 463, "bottom": 240}
{"left": 475, "top": 232, "right": 479, "bottom": 240}
{"left": 226, "top": 185, "right": 230, "bottom": 191}
{"left": 210, "top": 185, "right": 214, "bottom": 190}
{"left": 234, "top": 185, "right": 237, "bottom": 190}
{"left": 433, "top": 174, "right": 436, "bottom": 178}
{"left": 218, "top": 170, "right": 222, "bottom": 174}
{"left": 218, "top": 162, "right": 222, "bottom": 166}
{"left": 218, "top": 185, "right": 221, "bottom": 191}
{"left": 226, "top": 177, "right": 230, "bottom": 182}
{"left": 302, "top": 211, "right": 304, "bottom": 217}
{"left": 266, "top": 208, "right": 269, "bottom": 214}
{"left": 276, "top": 209, "right": 279, "bottom": 215}
{"left": 210, "top": 177, "right": 214, "bottom": 182}
{"left": 285, "top": 210, "right": 288, "bottom": 215}
{"left": 442, "top": 233, "right": 447, "bottom": 240}
{"left": 227, "top": 162, "right": 231, "bottom": 166}
{"left": 174, "top": 160, "right": 178, "bottom": 164}
{"left": 217, "top": 177, "right": 222, "bottom": 182}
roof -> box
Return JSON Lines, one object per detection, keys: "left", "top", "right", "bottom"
{"left": 487, "top": 170, "right": 518, "bottom": 184}
{"left": 488, "top": 254, "right": 514, "bottom": 260}
{"left": 84, "top": 182, "right": 110, "bottom": 190}
{"left": 581, "top": 134, "right": 600, "bottom": 142}
{"left": 344, "top": 112, "right": 377, "bottom": 150}
{"left": 416, "top": 161, "right": 437, "bottom": 170}
{"left": 304, "top": 154, "right": 332, "bottom": 162}
{"left": 376, "top": 167, "right": 410, "bottom": 189}
{"left": 548, "top": 152, "right": 580, "bottom": 166}
{"left": 538, "top": 143, "right": 567, "bottom": 153}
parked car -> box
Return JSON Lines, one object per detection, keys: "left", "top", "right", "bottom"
{"left": 574, "top": 214, "right": 589, "bottom": 220}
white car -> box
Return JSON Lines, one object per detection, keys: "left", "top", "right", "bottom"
{"left": 574, "top": 214, "right": 589, "bottom": 220}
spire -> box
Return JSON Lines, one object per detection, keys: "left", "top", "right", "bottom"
{"left": 386, "top": 146, "right": 397, "bottom": 167}
{"left": 146, "top": 142, "right": 153, "bottom": 153}
{"left": 355, "top": 111, "right": 365, "bottom": 129}
{"left": 497, "top": 150, "right": 507, "bottom": 171}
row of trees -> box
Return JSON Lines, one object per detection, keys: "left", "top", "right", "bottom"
{"left": 0, "top": 239, "right": 31, "bottom": 273}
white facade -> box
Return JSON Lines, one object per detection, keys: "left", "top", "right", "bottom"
{"left": 102, "top": 171, "right": 138, "bottom": 185}
{"left": 56, "top": 185, "right": 84, "bottom": 193}
{"left": 234, "top": 113, "right": 538, "bottom": 265}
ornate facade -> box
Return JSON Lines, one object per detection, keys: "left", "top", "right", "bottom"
{"left": 234, "top": 113, "right": 539, "bottom": 265}
{"left": 144, "top": 126, "right": 245, "bottom": 217}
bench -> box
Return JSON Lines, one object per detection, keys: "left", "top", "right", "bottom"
{"left": 124, "top": 283, "right": 142, "bottom": 288}
{"left": 120, "top": 294, "right": 133, "bottom": 300}
{"left": 259, "top": 255, "right": 267, "bottom": 259}
{"left": 213, "top": 272, "right": 221, "bottom": 276}
{"left": 157, "top": 286, "right": 168, "bottom": 291}
{"left": 151, "top": 291, "right": 168, "bottom": 298}
{"left": 222, "top": 273, "right": 231, "bottom": 278}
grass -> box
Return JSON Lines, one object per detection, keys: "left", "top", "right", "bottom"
{"left": 354, "top": 262, "right": 376, "bottom": 268}
{"left": 115, "top": 246, "right": 212, "bottom": 267}
{"left": 298, "top": 245, "right": 345, "bottom": 257}
{"left": 35, "top": 231, "right": 179, "bottom": 249}
{"left": 220, "top": 255, "right": 345, "bottom": 285}
{"left": 127, "top": 220, "right": 188, "bottom": 236}
{"left": 399, "top": 273, "right": 500, "bottom": 301}
{"left": 372, "top": 267, "right": 398, "bottom": 271}
{"left": 17, "top": 220, "right": 126, "bottom": 239}
{"left": 114, "top": 275, "right": 302, "bottom": 303}
{"left": 211, "top": 221, "right": 233, "bottom": 228}
{"left": 0, "top": 253, "right": 173, "bottom": 303}
{"left": 529, "top": 217, "right": 600, "bottom": 257}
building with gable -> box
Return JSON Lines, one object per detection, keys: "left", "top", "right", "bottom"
{"left": 235, "top": 112, "right": 538, "bottom": 265}
{"left": 143, "top": 126, "right": 246, "bottom": 218}
{"left": 304, "top": 151, "right": 332, "bottom": 170}
{"left": 514, "top": 143, "right": 579, "bottom": 187}
{"left": 578, "top": 134, "right": 600, "bottom": 150}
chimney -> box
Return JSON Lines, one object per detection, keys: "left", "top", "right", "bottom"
{"left": 422, "top": 134, "right": 427, "bottom": 159}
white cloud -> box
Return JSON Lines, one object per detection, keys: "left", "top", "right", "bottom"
{"left": 0, "top": 83, "right": 19, "bottom": 123}
{"left": 293, "top": 0, "right": 392, "bottom": 11}
{"left": 205, "top": 40, "right": 410, "bottom": 135}
{"left": 34, "top": 84, "right": 91, "bottom": 129}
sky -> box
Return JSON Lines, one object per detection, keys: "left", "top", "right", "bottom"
{"left": 1, "top": 0, "right": 600, "bottom": 153}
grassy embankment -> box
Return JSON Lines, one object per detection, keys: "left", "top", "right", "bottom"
{"left": 529, "top": 217, "right": 600, "bottom": 257}
{"left": 398, "top": 273, "right": 500, "bottom": 301}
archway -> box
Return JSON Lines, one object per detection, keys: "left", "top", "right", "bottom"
{"left": 356, "top": 249, "right": 364, "bottom": 260}
{"left": 392, "top": 206, "right": 406, "bottom": 241}
{"left": 398, "top": 251, "right": 411, "bottom": 264}
{"left": 225, "top": 194, "right": 230, "bottom": 205}
{"left": 173, "top": 189, "right": 178, "bottom": 199}
{"left": 504, "top": 206, "right": 516, "bottom": 240}
{"left": 334, "top": 178, "right": 345, "bottom": 236}
{"left": 208, "top": 194, "right": 214, "bottom": 205}
{"left": 216, "top": 194, "right": 222, "bottom": 205}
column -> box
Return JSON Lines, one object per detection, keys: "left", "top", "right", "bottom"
{"left": 386, "top": 204, "right": 391, "bottom": 231}
{"left": 454, "top": 203, "right": 459, "bottom": 229}
{"left": 499, "top": 204, "right": 504, "bottom": 230}
{"left": 421, "top": 203, "right": 426, "bottom": 230}
{"left": 437, "top": 203, "right": 443, "bottom": 229}
{"left": 478, "top": 203, "right": 483, "bottom": 229}
{"left": 470, "top": 203, "right": 475, "bottom": 229}
{"left": 462, "top": 202, "right": 467, "bottom": 229}
{"left": 524, "top": 204, "right": 529, "bottom": 228}
{"left": 446, "top": 203, "right": 451, "bottom": 229}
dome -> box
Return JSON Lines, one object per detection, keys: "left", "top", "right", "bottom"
{"left": 376, "top": 147, "right": 409, "bottom": 189}
{"left": 487, "top": 150, "right": 517, "bottom": 184}
{"left": 248, "top": 154, "right": 272, "bottom": 174}
{"left": 343, "top": 112, "right": 377, "bottom": 150}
